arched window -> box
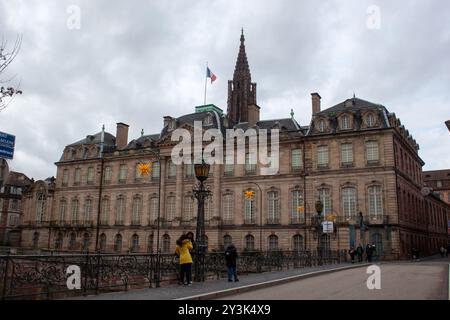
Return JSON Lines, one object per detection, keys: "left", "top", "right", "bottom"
{"left": 245, "top": 235, "right": 255, "bottom": 251}
{"left": 149, "top": 196, "right": 158, "bottom": 224}
{"left": 244, "top": 191, "right": 256, "bottom": 224}
{"left": 342, "top": 187, "right": 357, "bottom": 218}
{"left": 162, "top": 234, "right": 171, "bottom": 253}
{"left": 268, "top": 235, "right": 278, "bottom": 251}
{"left": 55, "top": 232, "right": 63, "bottom": 250}
{"left": 84, "top": 198, "right": 92, "bottom": 223}
{"left": 293, "top": 235, "right": 304, "bottom": 252}
{"left": 291, "top": 189, "right": 304, "bottom": 223}
{"left": 131, "top": 234, "right": 139, "bottom": 253}
{"left": 100, "top": 234, "right": 107, "bottom": 252}
{"left": 166, "top": 195, "right": 176, "bottom": 221}
{"left": 341, "top": 115, "right": 350, "bottom": 130}
{"left": 101, "top": 198, "right": 110, "bottom": 225}
{"left": 222, "top": 193, "right": 234, "bottom": 224}
{"left": 366, "top": 113, "right": 375, "bottom": 127}
{"left": 132, "top": 196, "right": 142, "bottom": 225}
{"left": 69, "top": 232, "right": 76, "bottom": 250}
{"left": 35, "top": 193, "right": 46, "bottom": 223}
{"left": 368, "top": 186, "right": 383, "bottom": 217}
{"left": 267, "top": 190, "right": 280, "bottom": 224}
{"left": 147, "top": 235, "right": 154, "bottom": 253}
{"left": 318, "top": 188, "right": 331, "bottom": 216}
{"left": 223, "top": 235, "right": 232, "bottom": 249}
{"left": 82, "top": 233, "right": 90, "bottom": 252}
{"left": 71, "top": 199, "right": 79, "bottom": 223}
{"left": 59, "top": 200, "right": 67, "bottom": 223}
{"left": 116, "top": 196, "right": 125, "bottom": 225}
{"left": 183, "top": 196, "right": 194, "bottom": 222}
{"left": 114, "top": 234, "right": 122, "bottom": 253}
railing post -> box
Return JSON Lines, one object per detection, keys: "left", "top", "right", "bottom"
{"left": 83, "top": 252, "right": 89, "bottom": 296}
{"left": 2, "top": 253, "right": 10, "bottom": 300}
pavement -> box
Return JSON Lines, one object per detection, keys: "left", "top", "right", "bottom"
{"left": 73, "top": 262, "right": 364, "bottom": 300}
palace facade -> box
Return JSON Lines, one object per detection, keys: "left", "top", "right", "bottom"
{"left": 20, "top": 32, "right": 449, "bottom": 259}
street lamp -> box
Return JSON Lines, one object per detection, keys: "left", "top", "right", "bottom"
{"left": 193, "top": 159, "right": 211, "bottom": 282}
{"left": 246, "top": 182, "right": 263, "bottom": 251}
{"left": 314, "top": 199, "right": 324, "bottom": 258}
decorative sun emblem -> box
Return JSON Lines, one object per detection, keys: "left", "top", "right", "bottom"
{"left": 297, "top": 205, "right": 304, "bottom": 213}
{"left": 326, "top": 213, "right": 336, "bottom": 222}
{"left": 244, "top": 190, "right": 255, "bottom": 200}
{"left": 138, "top": 163, "right": 152, "bottom": 176}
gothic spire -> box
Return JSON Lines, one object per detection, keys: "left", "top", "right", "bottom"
{"left": 234, "top": 28, "right": 251, "bottom": 81}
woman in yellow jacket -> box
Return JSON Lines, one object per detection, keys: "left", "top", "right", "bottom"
{"left": 175, "top": 234, "right": 193, "bottom": 285}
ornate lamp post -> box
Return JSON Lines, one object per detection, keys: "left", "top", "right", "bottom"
{"left": 246, "top": 182, "right": 263, "bottom": 251}
{"left": 193, "top": 160, "right": 211, "bottom": 282}
{"left": 314, "top": 199, "right": 324, "bottom": 258}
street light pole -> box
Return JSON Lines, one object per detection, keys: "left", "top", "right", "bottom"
{"left": 247, "top": 182, "right": 263, "bottom": 251}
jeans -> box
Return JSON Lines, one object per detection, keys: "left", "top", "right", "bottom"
{"left": 180, "top": 263, "right": 192, "bottom": 284}
{"left": 227, "top": 266, "right": 238, "bottom": 281}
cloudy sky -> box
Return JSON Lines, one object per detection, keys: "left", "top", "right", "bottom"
{"left": 0, "top": 0, "right": 449, "bottom": 179}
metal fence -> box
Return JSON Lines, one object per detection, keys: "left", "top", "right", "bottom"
{"left": 0, "top": 250, "right": 347, "bottom": 300}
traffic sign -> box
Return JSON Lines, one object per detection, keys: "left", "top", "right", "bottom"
{"left": 322, "top": 221, "right": 334, "bottom": 233}
{"left": 0, "top": 131, "right": 15, "bottom": 160}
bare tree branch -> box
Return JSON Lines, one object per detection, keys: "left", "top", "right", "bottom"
{"left": 0, "top": 34, "right": 23, "bottom": 111}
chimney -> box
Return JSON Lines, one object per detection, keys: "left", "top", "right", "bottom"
{"left": 163, "top": 116, "right": 172, "bottom": 128}
{"left": 311, "top": 92, "right": 321, "bottom": 114}
{"left": 116, "top": 122, "right": 129, "bottom": 150}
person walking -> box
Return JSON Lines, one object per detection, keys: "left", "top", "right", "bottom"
{"left": 175, "top": 234, "right": 193, "bottom": 286}
{"left": 366, "top": 244, "right": 373, "bottom": 263}
{"left": 356, "top": 244, "right": 364, "bottom": 263}
{"left": 225, "top": 243, "right": 239, "bottom": 282}
{"left": 348, "top": 246, "right": 356, "bottom": 264}
{"left": 439, "top": 246, "right": 445, "bottom": 258}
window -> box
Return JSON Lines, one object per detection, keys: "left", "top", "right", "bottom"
{"left": 84, "top": 199, "right": 92, "bottom": 223}
{"left": 291, "top": 190, "right": 304, "bottom": 223}
{"left": 318, "top": 120, "right": 325, "bottom": 132}
{"left": 59, "top": 200, "right": 67, "bottom": 223}
{"left": 366, "top": 141, "right": 379, "bottom": 163}
{"left": 101, "top": 198, "right": 110, "bottom": 225}
{"left": 371, "top": 233, "right": 383, "bottom": 254}
{"left": 168, "top": 160, "right": 176, "bottom": 178}
{"left": 36, "top": 193, "right": 46, "bottom": 223}
{"left": 223, "top": 235, "right": 232, "bottom": 249}
{"left": 62, "top": 169, "right": 69, "bottom": 186}
{"left": 149, "top": 197, "right": 158, "bottom": 224}
{"left": 119, "top": 164, "right": 127, "bottom": 182}
{"left": 183, "top": 196, "right": 194, "bottom": 222}
{"left": 245, "top": 235, "right": 255, "bottom": 251}
{"left": 185, "top": 163, "right": 194, "bottom": 178}
{"left": 366, "top": 114, "right": 375, "bottom": 127}
{"left": 317, "top": 146, "right": 329, "bottom": 167}
{"left": 342, "top": 187, "right": 357, "bottom": 218}
{"left": 318, "top": 188, "right": 331, "bottom": 216}
{"left": 10, "top": 199, "right": 19, "bottom": 211}
{"left": 82, "top": 233, "right": 90, "bottom": 252}
{"left": 103, "top": 166, "right": 112, "bottom": 183}
{"left": 244, "top": 193, "right": 256, "bottom": 224}
{"left": 87, "top": 167, "right": 94, "bottom": 184}
{"left": 69, "top": 232, "right": 76, "bottom": 250}
{"left": 100, "top": 234, "right": 107, "bottom": 252}
{"left": 291, "top": 149, "right": 303, "bottom": 171}
{"left": 436, "top": 180, "right": 442, "bottom": 188}
{"left": 267, "top": 191, "right": 280, "bottom": 224}
{"left": 222, "top": 194, "right": 234, "bottom": 224}
{"left": 293, "top": 235, "right": 304, "bottom": 252}
{"left": 341, "top": 143, "right": 353, "bottom": 165}
{"left": 115, "top": 197, "right": 125, "bottom": 225}
{"left": 204, "top": 114, "right": 213, "bottom": 126}
{"left": 368, "top": 186, "right": 383, "bottom": 217}
{"left": 71, "top": 199, "right": 79, "bottom": 223}
{"left": 74, "top": 168, "right": 81, "bottom": 185}
{"left": 245, "top": 153, "right": 256, "bottom": 174}
{"left": 114, "top": 234, "right": 122, "bottom": 253}
{"left": 166, "top": 196, "right": 176, "bottom": 220}
{"left": 131, "top": 234, "right": 139, "bottom": 253}
{"left": 204, "top": 197, "right": 213, "bottom": 221}
{"left": 268, "top": 235, "right": 278, "bottom": 251}
{"left": 341, "top": 116, "right": 350, "bottom": 130}
{"left": 135, "top": 163, "right": 142, "bottom": 180}
{"left": 162, "top": 235, "right": 171, "bottom": 253}
{"left": 132, "top": 197, "right": 142, "bottom": 225}
{"left": 32, "top": 232, "right": 40, "bottom": 249}
{"left": 152, "top": 162, "right": 160, "bottom": 179}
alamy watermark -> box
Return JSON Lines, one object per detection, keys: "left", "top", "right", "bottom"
{"left": 66, "top": 5, "right": 81, "bottom": 30}
{"left": 366, "top": 265, "right": 381, "bottom": 290}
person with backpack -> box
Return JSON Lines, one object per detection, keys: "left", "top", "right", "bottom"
{"left": 175, "top": 234, "right": 193, "bottom": 286}
{"left": 225, "top": 244, "right": 239, "bottom": 282}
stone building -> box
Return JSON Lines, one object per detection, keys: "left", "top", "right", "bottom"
{"left": 423, "top": 170, "right": 450, "bottom": 205}
{"left": 20, "top": 32, "right": 449, "bottom": 259}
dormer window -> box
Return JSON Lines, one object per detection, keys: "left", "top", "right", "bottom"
{"left": 341, "top": 116, "right": 350, "bottom": 130}
{"left": 168, "top": 119, "right": 176, "bottom": 130}
{"left": 366, "top": 113, "right": 375, "bottom": 127}
{"left": 204, "top": 114, "right": 213, "bottom": 126}
{"left": 318, "top": 120, "right": 325, "bottom": 132}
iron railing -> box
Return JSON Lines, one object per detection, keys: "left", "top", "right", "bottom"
{"left": 0, "top": 250, "right": 346, "bottom": 300}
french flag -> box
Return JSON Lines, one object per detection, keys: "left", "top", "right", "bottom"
{"left": 207, "top": 67, "right": 217, "bottom": 84}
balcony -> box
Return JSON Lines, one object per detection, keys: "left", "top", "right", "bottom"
{"left": 290, "top": 217, "right": 305, "bottom": 225}
{"left": 266, "top": 218, "right": 280, "bottom": 225}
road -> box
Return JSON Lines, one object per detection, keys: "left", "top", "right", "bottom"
{"left": 218, "top": 262, "right": 449, "bottom": 300}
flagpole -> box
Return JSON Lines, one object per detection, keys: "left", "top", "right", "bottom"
{"left": 204, "top": 61, "right": 208, "bottom": 105}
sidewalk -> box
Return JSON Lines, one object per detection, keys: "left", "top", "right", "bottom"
{"left": 73, "top": 262, "right": 368, "bottom": 300}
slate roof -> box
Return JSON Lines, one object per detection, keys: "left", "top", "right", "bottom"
{"left": 66, "top": 132, "right": 116, "bottom": 147}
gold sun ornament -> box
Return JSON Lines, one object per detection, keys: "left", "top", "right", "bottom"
{"left": 244, "top": 190, "right": 255, "bottom": 200}
{"left": 297, "top": 205, "right": 305, "bottom": 213}
{"left": 326, "top": 213, "right": 336, "bottom": 222}
{"left": 138, "top": 162, "right": 152, "bottom": 176}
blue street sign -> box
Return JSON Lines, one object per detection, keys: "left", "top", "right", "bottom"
{"left": 0, "top": 131, "right": 15, "bottom": 160}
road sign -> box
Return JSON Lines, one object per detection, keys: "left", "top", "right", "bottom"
{"left": 0, "top": 131, "right": 15, "bottom": 160}
{"left": 322, "top": 221, "right": 334, "bottom": 233}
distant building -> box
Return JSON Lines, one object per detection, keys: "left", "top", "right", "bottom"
{"left": 423, "top": 170, "right": 450, "bottom": 205}
{"left": 20, "top": 31, "right": 449, "bottom": 258}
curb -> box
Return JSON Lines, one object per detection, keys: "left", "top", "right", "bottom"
{"left": 177, "top": 263, "right": 371, "bottom": 300}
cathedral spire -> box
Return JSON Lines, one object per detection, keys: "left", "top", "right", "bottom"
{"left": 234, "top": 28, "right": 251, "bottom": 81}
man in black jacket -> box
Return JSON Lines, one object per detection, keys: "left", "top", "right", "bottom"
{"left": 225, "top": 244, "right": 239, "bottom": 282}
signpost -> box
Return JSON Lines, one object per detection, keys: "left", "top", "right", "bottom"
{"left": 322, "top": 221, "right": 334, "bottom": 233}
{"left": 0, "top": 131, "right": 15, "bottom": 160}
